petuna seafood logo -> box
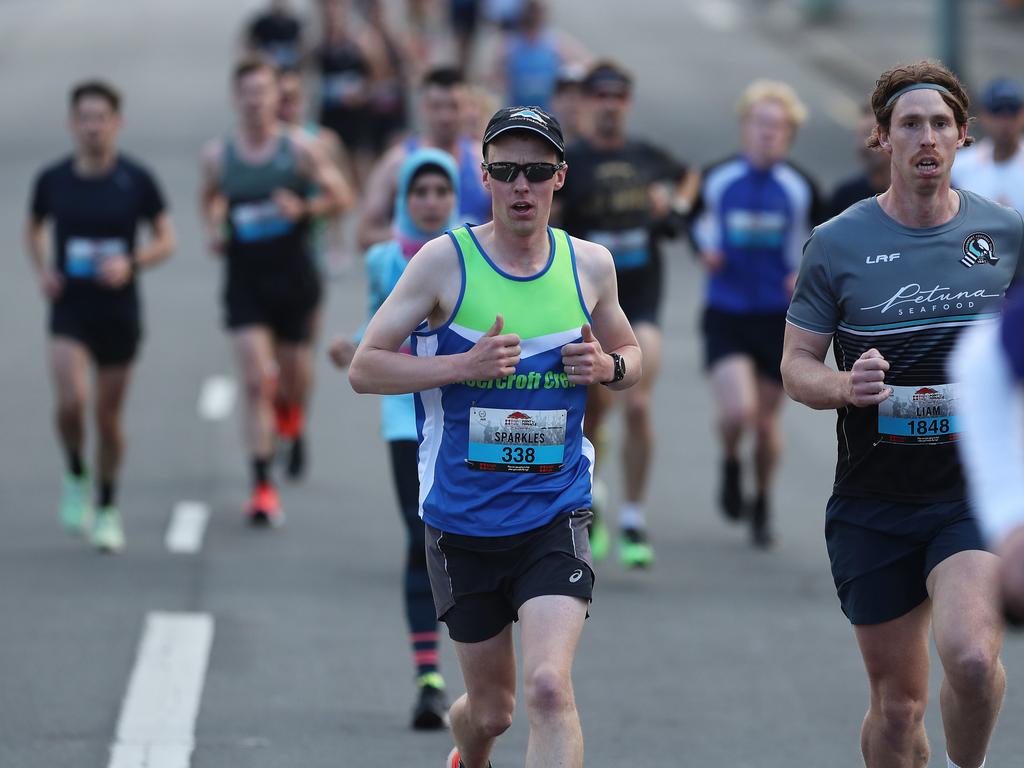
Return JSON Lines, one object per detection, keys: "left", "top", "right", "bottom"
{"left": 505, "top": 411, "right": 536, "bottom": 428}
{"left": 912, "top": 387, "right": 944, "bottom": 402}
{"left": 961, "top": 232, "right": 997, "bottom": 268}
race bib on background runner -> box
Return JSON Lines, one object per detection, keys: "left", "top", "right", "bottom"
{"left": 467, "top": 407, "right": 566, "bottom": 472}
{"left": 65, "top": 237, "right": 127, "bottom": 279}
{"left": 877, "top": 384, "right": 960, "bottom": 444}
{"left": 231, "top": 200, "right": 293, "bottom": 243}
{"left": 587, "top": 227, "right": 650, "bottom": 271}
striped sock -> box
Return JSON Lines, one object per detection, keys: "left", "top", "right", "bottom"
{"left": 411, "top": 631, "right": 440, "bottom": 679}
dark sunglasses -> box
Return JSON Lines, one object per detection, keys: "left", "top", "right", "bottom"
{"left": 481, "top": 161, "right": 566, "bottom": 183}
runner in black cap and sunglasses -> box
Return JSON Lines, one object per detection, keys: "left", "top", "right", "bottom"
{"left": 347, "top": 103, "right": 642, "bottom": 768}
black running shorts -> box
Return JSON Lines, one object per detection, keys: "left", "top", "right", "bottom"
{"left": 50, "top": 286, "right": 141, "bottom": 367}
{"left": 425, "top": 510, "right": 595, "bottom": 643}
{"left": 702, "top": 307, "right": 786, "bottom": 383}
{"left": 224, "top": 268, "right": 322, "bottom": 343}
{"left": 617, "top": 258, "right": 662, "bottom": 326}
{"left": 825, "top": 495, "right": 988, "bottom": 625}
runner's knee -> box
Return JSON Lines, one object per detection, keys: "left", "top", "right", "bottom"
{"left": 471, "top": 694, "right": 515, "bottom": 738}
{"left": 242, "top": 368, "right": 274, "bottom": 403}
{"left": 524, "top": 665, "right": 574, "bottom": 718}
{"left": 875, "top": 691, "right": 926, "bottom": 738}
{"left": 944, "top": 644, "right": 1001, "bottom": 694}
{"left": 623, "top": 391, "right": 651, "bottom": 426}
{"left": 56, "top": 394, "right": 86, "bottom": 422}
{"left": 754, "top": 415, "right": 780, "bottom": 443}
{"left": 96, "top": 409, "right": 122, "bottom": 441}
{"left": 720, "top": 403, "right": 756, "bottom": 433}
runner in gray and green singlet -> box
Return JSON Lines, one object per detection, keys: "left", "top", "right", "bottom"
{"left": 200, "top": 55, "right": 352, "bottom": 524}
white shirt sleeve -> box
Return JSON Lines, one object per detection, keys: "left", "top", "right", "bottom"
{"left": 953, "top": 322, "right": 1024, "bottom": 545}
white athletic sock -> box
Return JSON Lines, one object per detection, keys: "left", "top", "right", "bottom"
{"left": 947, "top": 753, "right": 986, "bottom": 768}
{"left": 618, "top": 503, "right": 646, "bottom": 531}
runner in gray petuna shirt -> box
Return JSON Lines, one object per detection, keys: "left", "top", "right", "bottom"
{"left": 782, "top": 60, "right": 1022, "bottom": 768}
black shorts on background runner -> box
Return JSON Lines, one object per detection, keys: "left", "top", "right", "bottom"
{"left": 825, "top": 495, "right": 987, "bottom": 625}
{"left": 702, "top": 307, "right": 786, "bottom": 382}
{"left": 617, "top": 256, "right": 662, "bottom": 326}
{"left": 224, "top": 268, "right": 321, "bottom": 343}
{"left": 51, "top": 286, "right": 141, "bottom": 367}
{"left": 425, "top": 510, "right": 595, "bottom": 643}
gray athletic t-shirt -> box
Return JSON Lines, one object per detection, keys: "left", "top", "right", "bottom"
{"left": 788, "top": 189, "right": 1024, "bottom": 503}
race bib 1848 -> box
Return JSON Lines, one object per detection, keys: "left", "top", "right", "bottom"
{"left": 877, "top": 383, "right": 960, "bottom": 445}
{"left": 467, "top": 407, "right": 566, "bottom": 473}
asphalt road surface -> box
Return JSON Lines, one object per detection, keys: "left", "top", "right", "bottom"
{"left": 2, "top": 1, "right": 1023, "bottom": 766}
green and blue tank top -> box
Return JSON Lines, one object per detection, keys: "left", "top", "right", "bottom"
{"left": 413, "top": 225, "right": 593, "bottom": 536}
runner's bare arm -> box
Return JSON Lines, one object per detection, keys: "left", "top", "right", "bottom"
{"left": 349, "top": 236, "right": 522, "bottom": 395}
{"left": 295, "top": 130, "right": 355, "bottom": 217}
{"left": 781, "top": 324, "right": 892, "bottom": 410}
{"left": 565, "top": 238, "right": 642, "bottom": 390}
{"left": 25, "top": 213, "right": 62, "bottom": 299}
{"left": 133, "top": 212, "right": 176, "bottom": 269}
{"left": 318, "top": 126, "right": 357, "bottom": 191}
{"left": 357, "top": 145, "right": 404, "bottom": 250}
{"left": 199, "top": 139, "right": 227, "bottom": 254}
{"left": 25, "top": 214, "right": 48, "bottom": 277}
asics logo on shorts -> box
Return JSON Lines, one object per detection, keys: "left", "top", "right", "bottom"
{"left": 569, "top": 569, "right": 583, "bottom": 583}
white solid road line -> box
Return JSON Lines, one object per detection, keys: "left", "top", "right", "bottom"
{"left": 197, "top": 375, "right": 236, "bottom": 421}
{"left": 107, "top": 612, "right": 214, "bottom": 768}
{"left": 165, "top": 502, "right": 210, "bottom": 555}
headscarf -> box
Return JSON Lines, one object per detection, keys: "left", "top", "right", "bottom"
{"left": 393, "top": 147, "right": 461, "bottom": 259}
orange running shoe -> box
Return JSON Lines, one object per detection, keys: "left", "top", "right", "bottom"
{"left": 247, "top": 482, "right": 284, "bottom": 527}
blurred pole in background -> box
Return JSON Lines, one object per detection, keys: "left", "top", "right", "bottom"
{"left": 937, "top": 0, "right": 965, "bottom": 81}
{"left": 801, "top": 0, "right": 839, "bottom": 23}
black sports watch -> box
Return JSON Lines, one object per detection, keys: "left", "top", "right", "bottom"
{"left": 601, "top": 352, "right": 626, "bottom": 386}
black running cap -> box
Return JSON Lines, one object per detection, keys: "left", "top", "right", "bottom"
{"left": 582, "top": 63, "right": 632, "bottom": 94}
{"left": 482, "top": 106, "right": 565, "bottom": 157}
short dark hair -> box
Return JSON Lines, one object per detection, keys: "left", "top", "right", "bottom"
{"left": 233, "top": 54, "right": 277, "bottom": 85}
{"left": 868, "top": 60, "right": 974, "bottom": 149}
{"left": 421, "top": 66, "right": 463, "bottom": 90}
{"left": 70, "top": 80, "right": 121, "bottom": 112}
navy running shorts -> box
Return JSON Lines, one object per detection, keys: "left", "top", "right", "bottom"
{"left": 702, "top": 307, "right": 786, "bottom": 383}
{"left": 825, "top": 494, "right": 988, "bottom": 625}
{"left": 425, "top": 510, "right": 595, "bottom": 643}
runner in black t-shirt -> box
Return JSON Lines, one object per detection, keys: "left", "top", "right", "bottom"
{"left": 26, "top": 81, "right": 176, "bottom": 553}
{"left": 556, "top": 61, "right": 698, "bottom": 568}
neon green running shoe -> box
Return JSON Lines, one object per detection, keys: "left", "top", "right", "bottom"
{"left": 60, "top": 473, "right": 93, "bottom": 535}
{"left": 91, "top": 506, "right": 125, "bottom": 553}
{"left": 413, "top": 672, "right": 448, "bottom": 730}
{"left": 619, "top": 527, "right": 654, "bottom": 569}
{"left": 589, "top": 517, "right": 610, "bottom": 562}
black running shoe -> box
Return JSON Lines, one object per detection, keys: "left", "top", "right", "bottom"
{"left": 720, "top": 459, "right": 743, "bottom": 522}
{"left": 412, "top": 682, "right": 449, "bottom": 731}
{"left": 750, "top": 495, "right": 776, "bottom": 549}
{"left": 286, "top": 435, "right": 306, "bottom": 480}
